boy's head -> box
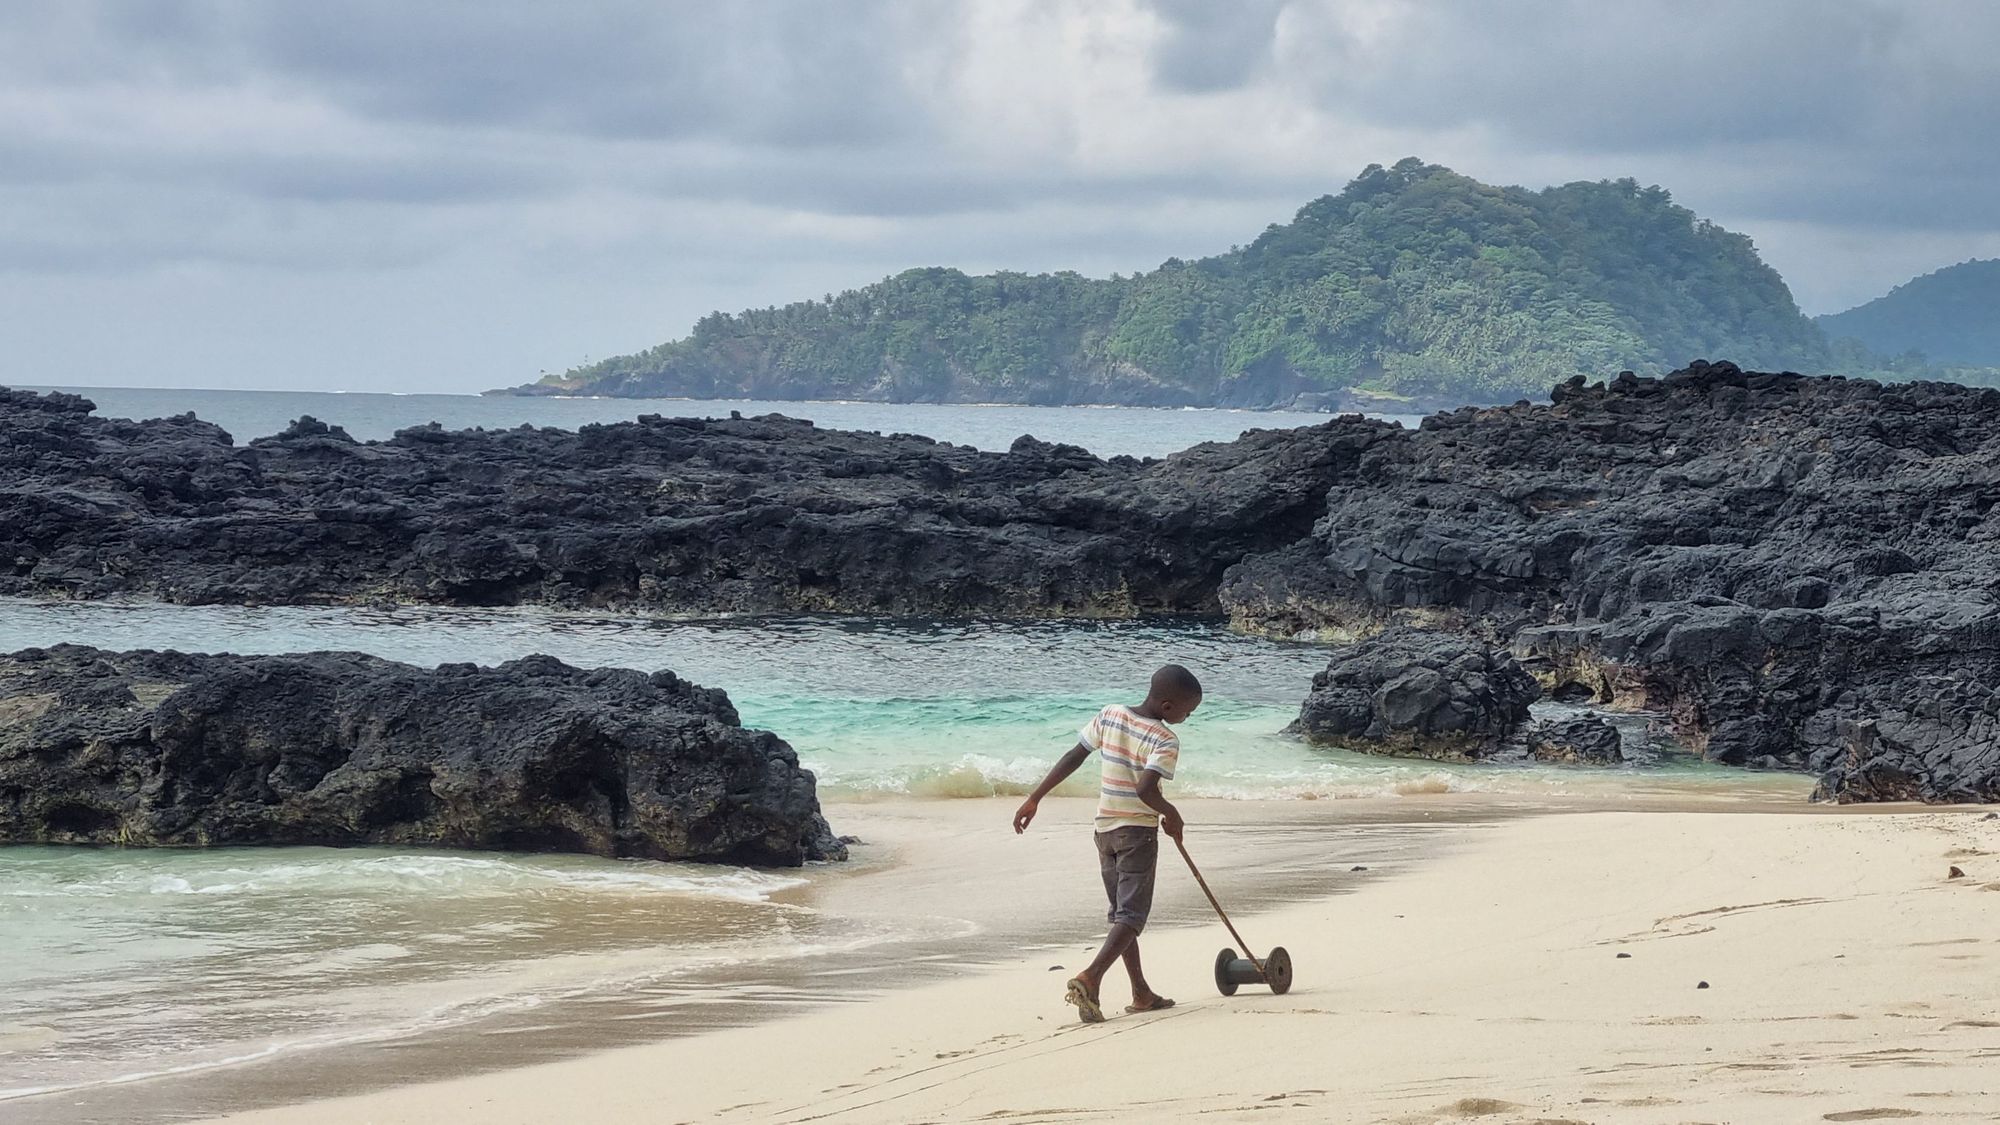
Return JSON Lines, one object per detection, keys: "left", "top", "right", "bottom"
{"left": 1146, "top": 663, "right": 1203, "bottom": 724}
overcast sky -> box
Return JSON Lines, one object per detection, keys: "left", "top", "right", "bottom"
{"left": 5, "top": 1, "right": 1997, "bottom": 394}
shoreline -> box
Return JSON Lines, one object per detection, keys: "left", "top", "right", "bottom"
{"left": 11, "top": 791, "right": 1947, "bottom": 1125}
{"left": 8, "top": 796, "right": 1508, "bottom": 1124}
{"left": 185, "top": 800, "right": 2000, "bottom": 1124}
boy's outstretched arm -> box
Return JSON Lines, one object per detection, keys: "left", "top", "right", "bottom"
{"left": 1013, "top": 742, "right": 1090, "bottom": 833}
{"left": 1136, "top": 770, "right": 1184, "bottom": 841}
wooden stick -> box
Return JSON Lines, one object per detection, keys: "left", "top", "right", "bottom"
{"left": 1173, "top": 837, "right": 1263, "bottom": 975}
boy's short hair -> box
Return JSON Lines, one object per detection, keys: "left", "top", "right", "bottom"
{"left": 1151, "top": 663, "right": 1202, "bottom": 702}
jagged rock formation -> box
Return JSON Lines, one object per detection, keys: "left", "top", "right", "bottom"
{"left": 1523, "top": 715, "right": 1623, "bottom": 765}
{"left": 1815, "top": 714, "right": 2000, "bottom": 803}
{"left": 1291, "top": 627, "right": 1625, "bottom": 764}
{"left": 1293, "top": 628, "right": 1540, "bottom": 760}
{"left": 1226, "top": 360, "right": 2000, "bottom": 800}
{"left": 0, "top": 645, "right": 845, "bottom": 865}
{"left": 0, "top": 386, "right": 1386, "bottom": 616}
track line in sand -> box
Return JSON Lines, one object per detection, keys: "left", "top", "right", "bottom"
{"left": 765, "top": 1005, "right": 1196, "bottom": 1123}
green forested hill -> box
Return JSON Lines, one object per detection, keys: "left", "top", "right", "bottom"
{"left": 1817, "top": 259, "right": 2000, "bottom": 368}
{"left": 508, "top": 159, "right": 1833, "bottom": 407}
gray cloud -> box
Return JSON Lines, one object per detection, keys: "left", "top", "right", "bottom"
{"left": 1, "top": 0, "right": 1996, "bottom": 391}
{"left": 1145, "top": 0, "right": 1285, "bottom": 93}
{"left": 1281, "top": 2, "right": 1899, "bottom": 149}
{"left": 60, "top": 0, "right": 945, "bottom": 144}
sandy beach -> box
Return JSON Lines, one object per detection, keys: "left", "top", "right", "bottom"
{"left": 192, "top": 799, "right": 2000, "bottom": 1124}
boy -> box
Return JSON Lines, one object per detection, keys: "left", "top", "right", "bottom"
{"left": 1012, "top": 663, "right": 1203, "bottom": 1023}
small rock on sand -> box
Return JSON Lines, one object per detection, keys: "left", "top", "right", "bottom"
{"left": 1697, "top": 981, "right": 1711, "bottom": 989}
{"left": 1949, "top": 866, "right": 1966, "bottom": 879}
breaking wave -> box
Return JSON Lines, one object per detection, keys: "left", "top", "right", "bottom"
{"left": 0, "top": 851, "right": 808, "bottom": 903}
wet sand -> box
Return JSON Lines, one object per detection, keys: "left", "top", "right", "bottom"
{"left": 185, "top": 798, "right": 2000, "bottom": 1124}
{"left": 14, "top": 795, "right": 1504, "bottom": 1124}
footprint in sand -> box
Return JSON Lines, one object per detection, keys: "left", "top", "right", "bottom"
{"left": 1822, "top": 1111, "right": 1920, "bottom": 1122}
{"left": 1443, "top": 1098, "right": 1521, "bottom": 1117}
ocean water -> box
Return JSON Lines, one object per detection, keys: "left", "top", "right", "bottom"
{"left": 0, "top": 847, "right": 858, "bottom": 1103}
{"left": 16, "top": 384, "right": 1424, "bottom": 459}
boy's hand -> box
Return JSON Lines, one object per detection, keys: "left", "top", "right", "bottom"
{"left": 1161, "top": 807, "right": 1185, "bottom": 842}
{"left": 1012, "top": 798, "right": 1039, "bottom": 834}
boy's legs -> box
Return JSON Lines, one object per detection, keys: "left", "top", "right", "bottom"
{"left": 1074, "top": 922, "right": 1138, "bottom": 996}
{"left": 1072, "top": 827, "right": 1170, "bottom": 1014}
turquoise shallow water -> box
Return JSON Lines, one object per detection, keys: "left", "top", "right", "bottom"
{"left": 0, "top": 846, "right": 846, "bottom": 1101}
{"left": 0, "top": 599, "right": 1807, "bottom": 803}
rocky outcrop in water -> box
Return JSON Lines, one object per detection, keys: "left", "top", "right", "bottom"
{"left": 0, "top": 645, "right": 844, "bottom": 865}
{"left": 1293, "top": 628, "right": 1541, "bottom": 760}
{"left": 1291, "top": 628, "right": 1627, "bottom": 765}
{"left": 0, "top": 385, "right": 1387, "bottom": 617}
{"left": 1523, "top": 715, "right": 1623, "bottom": 765}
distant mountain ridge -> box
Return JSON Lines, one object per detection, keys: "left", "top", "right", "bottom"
{"left": 1816, "top": 259, "right": 2000, "bottom": 368}
{"left": 498, "top": 159, "right": 1836, "bottom": 407}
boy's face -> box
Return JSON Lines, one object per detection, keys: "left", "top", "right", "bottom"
{"left": 1159, "top": 692, "right": 1202, "bottom": 725}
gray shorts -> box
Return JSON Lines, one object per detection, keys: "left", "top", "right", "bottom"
{"left": 1095, "top": 825, "right": 1159, "bottom": 931}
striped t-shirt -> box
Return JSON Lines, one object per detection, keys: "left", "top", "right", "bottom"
{"left": 1081, "top": 705, "right": 1180, "bottom": 833}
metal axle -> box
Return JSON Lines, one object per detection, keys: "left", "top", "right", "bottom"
{"left": 1214, "top": 945, "right": 1293, "bottom": 995}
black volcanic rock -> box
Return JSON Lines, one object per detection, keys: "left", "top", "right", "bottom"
{"left": 1815, "top": 714, "right": 2000, "bottom": 803}
{"left": 0, "top": 385, "right": 1391, "bottom": 616}
{"left": 1226, "top": 361, "right": 2000, "bottom": 634}
{"left": 0, "top": 645, "right": 844, "bottom": 865}
{"left": 1512, "top": 599, "right": 2000, "bottom": 798}
{"left": 1523, "top": 715, "right": 1623, "bottom": 765}
{"left": 1222, "top": 361, "right": 2000, "bottom": 800}
{"left": 1294, "top": 628, "right": 1540, "bottom": 760}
